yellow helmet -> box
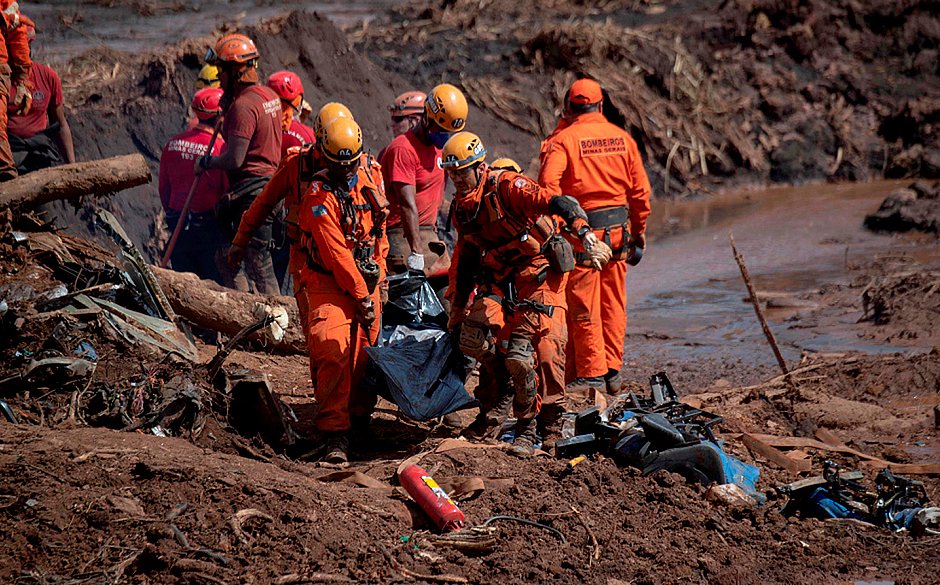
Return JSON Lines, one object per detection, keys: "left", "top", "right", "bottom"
{"left": 195, "top": 64, "right": 220, "bottom": 89}
{"left": 425, "top": 84, "right": 468, "bottom": 132}
{"left": 441, "top": 132, "right": 486, "bottom": 170}
{"left": 490, "top": 158, "right": 522, "bottom": 173}
{"left": 314, "top": 102, "right": 354, "bottom": 140}
{"left": 319, "top": 117, "right": 363, "bottom": 166}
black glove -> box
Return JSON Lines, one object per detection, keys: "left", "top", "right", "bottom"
{"left": 548, "top": 195, "right": 589, "bottom": 226}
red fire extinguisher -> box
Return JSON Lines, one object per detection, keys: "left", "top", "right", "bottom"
{"left": 399, "top": 464, "right": 465, "bottom": 532}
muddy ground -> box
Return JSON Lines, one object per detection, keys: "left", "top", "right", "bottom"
{"left": 2, "top": 192, "right": 940, "bottom": 584}
{"left": 2, "top": 1, "right": 939, "bottom": 583}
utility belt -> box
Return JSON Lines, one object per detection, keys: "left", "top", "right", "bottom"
{"left": 218, "top": 175, "right": 271, "bottom": 211}
{"left": 574, "top": 205, "right": 635, "bottom": 267}
{"left": 165, "top": 209, "right": 217, "bottom": 231}
{"left": 498, "top": 273, "right": 555, "bottom": 318}
{"left": 305, "top": 243, "right": 380, "bottom": 294}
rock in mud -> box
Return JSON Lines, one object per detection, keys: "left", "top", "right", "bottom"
{"left": 864, "top": 182, "right": 940, "bottom": 235}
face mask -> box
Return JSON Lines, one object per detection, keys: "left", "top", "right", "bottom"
{"left": 428, "top": 130, "right": 451, "bottom": 149}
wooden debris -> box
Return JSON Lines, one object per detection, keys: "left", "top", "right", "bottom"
{"left": 0, "top": 154, "right": 151, "bottom": 211}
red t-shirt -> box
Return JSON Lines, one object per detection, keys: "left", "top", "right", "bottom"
{"left": 223, "top": 84, "right": 282, "bottom": 182}
{"left": 159, "top": 126, "right": 228, "bottom": 213}
{"left": 281, "top": 119, "right": 315, "bottom": 157}
{"left": 380, "top": 128, "right": 444, "bottom": 228}
{"left": 7, "top": 63, "right": 62, "bottom": 139}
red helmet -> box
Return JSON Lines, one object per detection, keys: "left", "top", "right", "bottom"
{"left": 389, "top": 91, "right": 425, "bottom": 117}
{"left": 192, "top": 87, "right": 224, "bottom": 121}
{"left": 206, "top": 34, "right": 259, "bottom": 65}
{"left": 267, "top": 71, "right": 304, "bottom": 102}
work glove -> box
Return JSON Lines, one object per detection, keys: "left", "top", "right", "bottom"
{"left": 379, "top": 279, "right": 389, "bottom": 305}
{"left": 406, "top": 252, "right": 425, "bottom": 272}
{"left": 582, "top": 232, "right": 612, "bottom": 270}
{"left": 226, "top": 244, "right": 246, "bottom": 271}
{"left": 194, "top": 154, "right": 211, "bottom": 176}
{"left": 10, "top": 80, "right": 31, "bottom": 115}
{"left": 355, "top": 296, "right": 376, "bottom": 328}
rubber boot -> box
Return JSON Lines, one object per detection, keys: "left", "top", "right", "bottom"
{"left": 463, "top": 391, "right": 513, "bottom": 441}
{"left": 509, "top": 417, "right": 539, "bottom": 458}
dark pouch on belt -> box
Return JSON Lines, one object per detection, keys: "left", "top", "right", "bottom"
{"left": 543, "top": 234, "right": 575, "bottom": 274}
{"left": 358, "top": 259, "right": 381, "bottom": 294}
{"left": 217, "top": 176, "right": 270, "bottom": 215}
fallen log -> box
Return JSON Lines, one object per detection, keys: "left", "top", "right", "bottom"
{"left": 152, "top": 267, "right": 305, "bottom": 354}
{"left": 0, "top": 154, "right": 151, "bottom": 210}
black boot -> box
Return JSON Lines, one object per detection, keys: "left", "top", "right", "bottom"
{"left": 321, "top": 431, "right": 349, "bottom": 464}
{"left": 509, "top": 418, "right": 539, "bottom": 458}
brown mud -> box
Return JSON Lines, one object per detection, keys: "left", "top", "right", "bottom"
{"left": 3, "top": 181, "right": 940, "bottom": 584}
{"left": 2, "top": 2, "right": 939, "bottom": 583}
{"left": 27, "top": 7, "right": 534, "bottom": 263}
{"left": 354, "top": 0, "right": 940, "bottom": 195}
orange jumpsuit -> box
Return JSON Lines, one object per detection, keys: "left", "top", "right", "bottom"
{"left": 297, "top": 164, "right": 389, "bottom": 433}
{"left": 538, "top": 111, "right": 651, "bottom": 381}
{"left": 449, "top": 169, "right": 587, "bottom": 420}
{"left": 0, "top": 2, "right": 31, "bottom": 181}
{"left": 234, "top": 146, "right": 384, "bottom": 331}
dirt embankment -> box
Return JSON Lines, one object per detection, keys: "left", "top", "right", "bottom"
{"left": 33, "top": 9, "right": 533, "bottom": 263}
{"left": 353, "top": 0, "right": 940, "bottom": 195}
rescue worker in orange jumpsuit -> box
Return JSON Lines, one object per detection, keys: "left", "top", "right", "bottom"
{"left": 488, "top": 157, "right": 568, "bottom": 430}
{"left": 538, "top": 78, "right": 651, "bottom": 402}
{"left": 229, "top": 104, "right": 381, "bottom": 346}
{"left": 443, "top": 132, "right": 611, "bottom": 457}
{"left": 297, "top": 117, "right": 389, "bottom": 464}
{"left": 0, "top": 1, "right": 32, "bottom": 182}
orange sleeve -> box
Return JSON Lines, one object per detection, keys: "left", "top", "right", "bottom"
{"left": 5, "top": 22, "right": 31, "bottom": 81}
{"left": 232, "top": 153, "right": 297, "bottom": 248}
{"left": 301, "top": 188, "right": 370, "bottom": 300}
{"left": 500, "top": 172, "right": 554, "bottom": 217}
{"left": 537, "top": 136, "right": 568, "bottom": 193}
{"left": 625, "top": 139, "right": 652, "bottom": 236}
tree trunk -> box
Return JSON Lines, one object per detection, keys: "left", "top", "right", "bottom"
{"left": 0, "top": 154, "right": 151, "bottom": 210}
{"left": 152, "top": 267, "right": 306, "bottom": 355}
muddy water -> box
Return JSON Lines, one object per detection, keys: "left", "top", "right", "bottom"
{"left": 28, "top": 0, "right": 397, "bottom": 65}
{"left": 627, "top": 180, "right": 940, "bottom": 368}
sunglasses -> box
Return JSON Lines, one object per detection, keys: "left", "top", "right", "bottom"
{"left": 391, "top": 115, "right": 417, "bottom": 123}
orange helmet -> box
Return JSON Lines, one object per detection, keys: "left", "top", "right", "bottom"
{"left": 389, "top": 91, "right": 425, "bottom": 117}
{"left": 313, "top": 102, "right": 354, "bottom": 140}
{"left": 205, "top": 34, "right": 259, "bottom": 65}
{"left": 425, "top": 84, "right": 468, "bottom": 132}
{"left": 319, "top": 118, "right": 363, "bottom": 166}
{"left": 191, "top": 87, "right": 224, "bottom": 121}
